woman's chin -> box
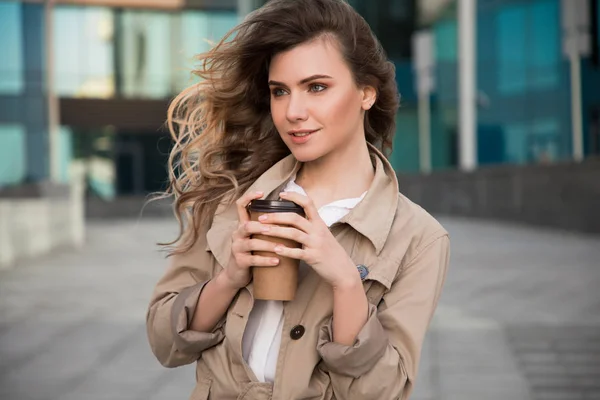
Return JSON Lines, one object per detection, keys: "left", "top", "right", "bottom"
{"left": 289, "top": 148, "right": 322, "bottom": 163}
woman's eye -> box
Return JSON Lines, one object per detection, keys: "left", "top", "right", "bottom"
{"left": 309, "top": 84, "right": 326, "bottom": 93}
{"left": 272, "top": 88, "right": 287, "bottom": 97}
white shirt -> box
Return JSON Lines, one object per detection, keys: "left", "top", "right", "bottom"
{"left": 242, "top": 179, "right": 366, "bottom": 383}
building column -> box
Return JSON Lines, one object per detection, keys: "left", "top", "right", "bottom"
{"left": 458, "top": 0, "right": 477, "bottom": 171}
{"left": 561, "top": 0, "right": 591, "bottom": 162}
{"left": 45, "top": 0, "right": 61, "bottom": 182}
{"left": 22, "top": 3, "right": 51, "bottom": 182}
{"left": 413, "top": 30, "right": 435, "bottom": 174}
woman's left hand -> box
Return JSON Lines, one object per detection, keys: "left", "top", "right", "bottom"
{"left": 257, "top": 191, "right": 360, "bottom": 289}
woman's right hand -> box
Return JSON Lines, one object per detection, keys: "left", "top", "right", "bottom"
{"left": 220, "top": 191, "right": 281, "bottom": 290}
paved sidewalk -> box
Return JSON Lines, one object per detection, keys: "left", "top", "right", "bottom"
{"left": 0, "top": 217, "right": 599, "bottom": 400}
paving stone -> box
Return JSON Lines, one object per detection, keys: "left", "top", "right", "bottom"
{"left": 573, "top": 377, "right": 600, "bottom": 390}
{"left": 556, "top": 340, "right": 600, "bottom": 352}
{"left": 568, "top": 366, "right": 600, "bottom": 375}
{"left": 1, "top": 217, "right": 599, "bottom": 400}
{"left": 522, "top": 364, "right": 569, "bottom": 375}
{"left": 520, "top": 353, "right": 561, "bottom": 364}
{"left": 528, "top": 375, "right": 577, "bottom": 389}
{"left": 59, "top": 326, "right": 174, "bottom": 400}
{"left": 534, "top": 390, "right": 585, "bottom": 400}
{"left": 584, "top": 391, "right": 600, "bottom": 400}
{"left": 562, "top": 353, "right": 600, "bottom": 365}
{"left": 512, "top": 340, "right": 554, "bottom": 351}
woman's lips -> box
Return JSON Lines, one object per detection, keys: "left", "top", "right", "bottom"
{"left": 288, "top": 129, "right": 318, "bottom": 144}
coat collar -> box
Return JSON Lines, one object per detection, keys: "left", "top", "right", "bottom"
{"left": 337, "top": 144, "right": 399, "bottom": 255}
{"left": 206, "top": 143, "right": 399, "bottom": 269}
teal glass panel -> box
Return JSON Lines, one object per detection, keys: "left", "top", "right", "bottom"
{"left": 120, "top": 11, "right": 171, "bottom": 99}
{"left": 390, "top": 108, "right": 420, "bottom": 173}
{"left": 530, "top": 0, "right": 559, "bottom": 89}
{"left": 503, "top": 122, "right": 528, "bottom": 164}
{"left": 59, "top": 126, "right": 73, "bottom": 183}
{"left": 434, "top": 21, "right": 457, "bottom": 62}
{"left": 177, "top": 12, "right": 211, "bottom": 90}
{"left": 434, "top": 20, "right": 458, "bottom": 102}
{"left": 431, "top": 16, "right": 459, "bottom": 170}
{"left": 120, "top": 11, "right": 143, "bottom": 97}
{"left": 430, "top": 106, "right": 455, "bottom": 170}
{"left": 497, "top": 5, "right": 527, "bottom": 95}
{"left": 394, "top": 60, "right": 417, "bottom": 104}
{"left": 145, "top": 13, "right": 171, "bottom": 99}
{"left": 0, "top": 2, "right": 24, "bottom": 94}
{"left": 476, "top": 0, "right": 570, "bottom": 165}
{"left": 0, "top": 124, "right": 26, "bottom": 187}
{"left": 208, "top": 12, "right": 237, "bottom": 44}
{"left": 529, "top": 117, "right": 560, "bottom": 162}
{"left": 175, "top": 11, "right": 237, "bottom": 92}
{"left": 120, "top": 10, "right": 237, "bottom": 98}
{"left": 54, "top": 6, "right": 114, "bottom": 97}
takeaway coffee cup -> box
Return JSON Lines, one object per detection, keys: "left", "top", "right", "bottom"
{"left": 247, "top": 199, "right": 306, "bottom": 301}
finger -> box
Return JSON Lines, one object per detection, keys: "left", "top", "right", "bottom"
{"left": 257, "top": 212, "right": 311, "bottom": 233}
{"left": 238, "top": 221, "right": 270, "bottom": 238}
{"left": 242, "top": 254, "right": 280, "bottom": 267}
{"left": 236, "top": 191, "right": 264, "bottom": 223}
{"left": 243, "top": 238, "right": 281, "bottom": 253}
{"left": 273, "top": 245, "right": 304, "bottom": 260}
{"left": 259, "top": 225, "right": 309, "bottom": 245}
{"left": 278, "top": 192, "right": 318, "bottom": 221}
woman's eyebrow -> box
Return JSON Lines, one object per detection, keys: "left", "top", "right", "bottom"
{"left": 268, "top": 74, "right": 334, "bottom": 87}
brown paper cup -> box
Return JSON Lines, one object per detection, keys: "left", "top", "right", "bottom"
{"left": 248, "top": 200, "right": 305, "bottom": 301}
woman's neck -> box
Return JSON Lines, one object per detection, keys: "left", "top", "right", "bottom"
{"left": 295, "top": 138, "right": 375, "bottom": 209}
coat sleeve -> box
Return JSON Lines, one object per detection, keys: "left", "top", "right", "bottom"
{"left": 146, "top": 225, "right": 226, "bottom": 368}
{"left": 316, "top": 232, "right": 450, "bottom": 400}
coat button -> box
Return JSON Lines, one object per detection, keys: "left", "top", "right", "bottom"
{"left": 290, "top": 325, "right": 305, "bottom": 340}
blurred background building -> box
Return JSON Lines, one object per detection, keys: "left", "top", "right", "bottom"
{"left": 1, "top": 0, "right": 599, "bottom": 267}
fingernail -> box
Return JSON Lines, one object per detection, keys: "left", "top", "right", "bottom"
{"left": 271, "top": 258, "right": 279, "bottom": 264}
{"left": 274, "top": 246, "right": 283, "bottom": 252}
{"left": 280, "top": 192, "right": 287, "bottom": 196}
{"left": 256, "top": 191, "right": 264, "bottom": 195}
{"left": 258, "top": 215, "right": 268, "bottom": 221}
{"left": 261, "top": 226, "right": 270, "bottom": 232}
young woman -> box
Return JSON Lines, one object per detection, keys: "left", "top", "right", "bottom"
{"left": 147, "top": 0, "right": 450, "bottom": 399}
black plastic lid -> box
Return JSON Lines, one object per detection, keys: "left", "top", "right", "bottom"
{"left": 248, "top": 199, "right": 305, "bottom": 215}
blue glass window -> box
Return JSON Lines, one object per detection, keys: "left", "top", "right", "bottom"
{"left": 0, "top": 2, "right": 24, "bottom": 94}
{"left": 434, "top": 21, "right": 457, "bottom": 62}
{"left": 530, "top": 0, "right": 559, "bottom": 89}
{"left": 54, "top": 6, "right": 114, "bottom": 98}
{"left": 497, "top": 5, "right": 527, "bottom": 94}
{"left": 497, "top": 0, "right": 559, "bottom": 95}
{"left": 0, "top": 124, "right": 26, "bottom": 187}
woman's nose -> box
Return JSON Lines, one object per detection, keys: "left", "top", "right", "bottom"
{"left": 286, "top": 94, "right": 309, "bottom": 122}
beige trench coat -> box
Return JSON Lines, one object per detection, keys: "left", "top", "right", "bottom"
{"left": 147, "top": 145, "right": 450, "bottom": 400}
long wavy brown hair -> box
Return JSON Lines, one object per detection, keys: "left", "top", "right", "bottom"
{"left": 163, "top": 0, "right": 400, "bottom": 254}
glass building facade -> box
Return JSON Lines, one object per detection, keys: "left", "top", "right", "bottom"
{"left": 476, "top": 0, "right": 571, "bottom": 165}
{"left": 426, "top": 0, "right": 600, "bottom": 170}
{"left": 0, "top": 2, "right": 48, "bottom": 186}
{"left": 1, "top": 0, "right": 599, "bottom": 197}
{"left": 0, "top": 0, "right": 238, "bottom": 198}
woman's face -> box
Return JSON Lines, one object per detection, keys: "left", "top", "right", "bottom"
{"left": 268, "top": 37, "right": 375, "bottom": 163}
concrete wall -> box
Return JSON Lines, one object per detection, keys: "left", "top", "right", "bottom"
{"left": 399, "top": 158, "right": 600, "bottom": 234}
{"left": 0, "top": 179, "right": 85, "bottom": 269}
